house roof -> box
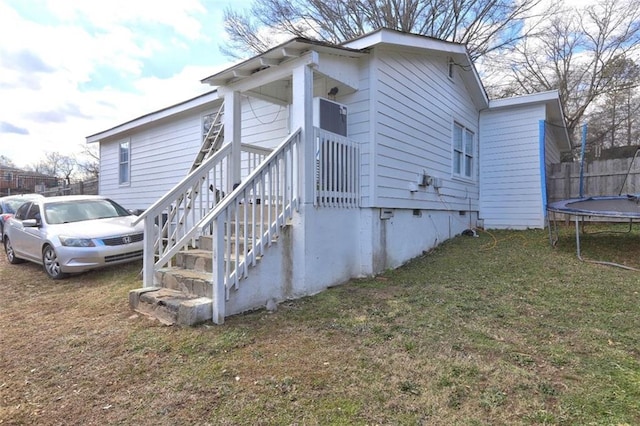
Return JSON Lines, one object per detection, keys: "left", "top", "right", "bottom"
{"left": 200, "top": 38, "right": 367, "bottom": 87}
{"left": 343, "top": 28, "right": 489, "bottom": 109}
{"left": 90, "top": 30, "right": 559, "bottom": 145}
{"left": 488, "top": 90, "right": 571, "bottom": 151}
{"left": 201, "top": 29, "right": 489, "bottom": 109}
{"left": 86, "top": 89, "right": 220, "bottom": 143}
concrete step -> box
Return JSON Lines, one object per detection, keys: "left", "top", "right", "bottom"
{"left": 234, "top": 203, "right": 283, "bottom": 222}
{"left": 175, "top": 249, "right": 213, "bottom": 272}
{"left": 197, "top": 235, "right": 254, "bottom": 255}
{"left": 172, "top": 249, "right": 244, "bottom": 274}
{"left": 129, "top": 287, "right": 211, "bottom": 326}
{"left": 155, "top": 268, "right": 214, "bottom": 297}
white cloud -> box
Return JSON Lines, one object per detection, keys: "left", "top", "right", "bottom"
{"left": 0, "top": 0, "right": 240, "bottom": 168}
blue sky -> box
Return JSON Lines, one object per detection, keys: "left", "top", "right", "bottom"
{"left": 0, "top": 0, "right": 253, "bottom": 167}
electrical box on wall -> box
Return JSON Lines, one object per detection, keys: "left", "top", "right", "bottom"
{"left": 380, "top": 209, "right": 394, "bottom": 220}
{"left": 313, "top": 97, "right": 348, "bottom": 136}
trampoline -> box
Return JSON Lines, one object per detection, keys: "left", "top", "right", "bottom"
{"left": 547, "top": 195, "right": 640, "bottom": 270}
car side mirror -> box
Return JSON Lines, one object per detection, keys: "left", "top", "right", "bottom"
{"left": 22, "top": 219, "right": 39, "bottom": 228}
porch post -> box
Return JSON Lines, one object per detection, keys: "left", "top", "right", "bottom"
{"left": 224, "top": 90, "right": 242, "bottom": 191}
{"left": 291, "top": 63, "right": 314, "bottom": 204}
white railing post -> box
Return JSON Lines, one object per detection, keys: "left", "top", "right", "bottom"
{"left": 291, "top": 65, "right": 314, "bottom": 205}
{"left": 142, "top": 216, "right": 156, "bottom": 287}
{"left": 212, "top": 215, "right": 226, "bottom": 324}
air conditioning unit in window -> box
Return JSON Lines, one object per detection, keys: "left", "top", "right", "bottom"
{"left": 313, "top": 97, "right": 348, "bottom": 136}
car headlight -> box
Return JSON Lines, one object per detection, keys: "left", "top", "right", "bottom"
{"left": 59, "top": 236, "right": 96, "bottom": 247}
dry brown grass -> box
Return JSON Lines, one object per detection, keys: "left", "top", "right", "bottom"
{"left": 1, "top": 227, "right": 639, "bottom": 425}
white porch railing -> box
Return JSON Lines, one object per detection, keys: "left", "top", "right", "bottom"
{"left": 134, "top": 142, "right": 271, "bottom": 286}
{"left": 315, "top": 128, "right": 360, "bottom": 208}
{"left": 198, "top": 129, "right": 301, "bottom": 324}
{"left": 134, "top": 126, "right": 358, "bottom": 324}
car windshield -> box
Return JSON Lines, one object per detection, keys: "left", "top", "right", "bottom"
{"left": 45, "top": 199, "right": 131, "bottom": 224}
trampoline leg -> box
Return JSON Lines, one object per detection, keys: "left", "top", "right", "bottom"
{"left": 575, "top": 216, "right": 583, "bottom": 261}
{"left": 547, "top": 210, "right": 559, "bottom": 246}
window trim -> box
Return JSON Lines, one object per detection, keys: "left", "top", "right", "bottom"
{"left": 452, "top": 121, "right": 475, "bottom": 181}
{"left": 118, "top": 138, "right": 131, "bottom": 186}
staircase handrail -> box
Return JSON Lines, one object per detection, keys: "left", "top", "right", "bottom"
{"left": 198, "top": 128, "right": 302, "bottom": 234}
{"left": 240, "top": 143, "right": 273, "bottom": 156}
{"left": 133, "top": 143, "right": 232, "bottom": 227}
{"left": 151, "top": 129, "right": 300, "bottom": 281}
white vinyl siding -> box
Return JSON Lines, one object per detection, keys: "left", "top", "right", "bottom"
{"left": 479, "top": 104, "right": 546, "bottom": 229}
{"left": 100, "top": 112, "right": 204, "bottom": 210}
{"left": 339, "top": 62, "right": 371, "bottom": 206}
{"left": 99, "top": 97, "right": 289, "bottom": 211}
{"left": 239, "top": 98, "right": 289, "bottom": 149}
{"left": 369, "top": 47, "right": 479, "bottom": 211}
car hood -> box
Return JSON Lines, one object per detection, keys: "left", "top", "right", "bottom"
{"left": 48, "top": 216, "right": 144, "bottom": 238}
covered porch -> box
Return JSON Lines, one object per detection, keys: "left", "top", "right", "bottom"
{"left": 132, "top": 39, "right": 367, "bottom": 324}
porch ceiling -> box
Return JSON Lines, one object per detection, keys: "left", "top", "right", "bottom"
{"left": 244, "top": 72, "right": 359, "bottom": 106}
{"left": 201, "top": 38, "right": 366, "bottom": 88}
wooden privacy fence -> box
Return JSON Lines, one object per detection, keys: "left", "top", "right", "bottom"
{"left": 547, "top": 157, "right": 640, "bottom": 203}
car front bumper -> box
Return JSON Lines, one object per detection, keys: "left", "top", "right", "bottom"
{"left": 55, "top": 242, "right": 144, "bottom": 273}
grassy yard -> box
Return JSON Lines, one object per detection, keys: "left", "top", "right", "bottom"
{"left": 1, "top": 226, "right": 639, "bottom": 425}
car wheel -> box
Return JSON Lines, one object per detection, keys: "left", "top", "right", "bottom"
{"left": 4, "top": 237, "right": 24, "bottom": 264}
{"left": 42, "top": 245, "right": 65, "bottom": 280}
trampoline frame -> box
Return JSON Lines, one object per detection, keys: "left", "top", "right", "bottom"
{"left": 547, "top": 195, "right": 640, "bottom": 271}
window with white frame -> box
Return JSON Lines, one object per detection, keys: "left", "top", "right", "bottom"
{"left": 119, "top": 139, "right": 130, "bottom": 185}
{"left": 453, "top": 122, "right": 474, "bottom": 179}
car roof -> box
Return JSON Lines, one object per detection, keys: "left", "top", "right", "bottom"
{"left": 0, "top": 193, "right": 45, "bottom": 202}
{"left": 38, "top": 195, "right": 108, "bottom": 204}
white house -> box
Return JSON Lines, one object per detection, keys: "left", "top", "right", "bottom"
{"left": 87, "top": 29, "right": 570, "bottom": 325}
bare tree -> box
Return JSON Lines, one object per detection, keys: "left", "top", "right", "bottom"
{"left": 75, "top": 144, "right": 100, "bottom": 180}
{"left": 29, "top": 152, "right": 76, "bottom": 185}
{"left": 0, "top": 155, "right": 15, "bottom": 168}
{"left": 488, "top": 0, "right": 640, "bottom": 144}
{"left": 223, "top": 0, "right": 550, "bottom": 61}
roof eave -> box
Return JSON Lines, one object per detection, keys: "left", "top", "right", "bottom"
{"left": 86, "top": 90, "right": 220, "bottom": 143}
{"left": 201, "top": 38, "right": 367, "bottom": 87}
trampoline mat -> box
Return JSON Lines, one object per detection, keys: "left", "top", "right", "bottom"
{"left": 548, "top": 196, "right": 640, "bottom": 218}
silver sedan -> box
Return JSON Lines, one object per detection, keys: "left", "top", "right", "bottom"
{"left": 3, "top": 195, "right": 144, "bottom": 279}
